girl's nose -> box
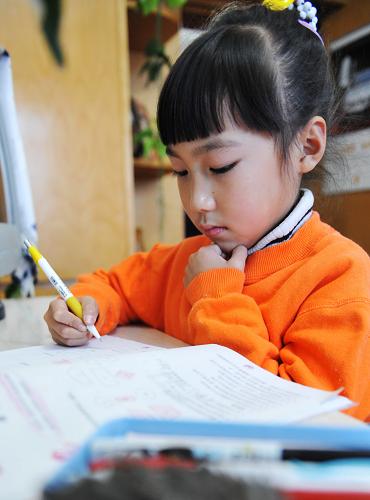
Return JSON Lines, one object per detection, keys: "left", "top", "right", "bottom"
{"left": 190, "top": 183, "right": 216, "bottom": 213}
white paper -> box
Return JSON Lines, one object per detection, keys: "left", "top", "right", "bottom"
{"left": 65, "top": 345, "right": 352, "bottom": 425}
{"left": 0, "top": 335, "right": 163, "bottom": 369}
{"left": 0, "top": 336, "right": 164, "bottom": 499}
{"left": 0, "top": 342, "right": 354, "bottom": 500}
{"left": 0, "top": 344, "right": 353, "bottom": 439}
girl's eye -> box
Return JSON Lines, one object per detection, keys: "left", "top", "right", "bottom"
{"left": 210, "top": 161, "right": 238, "bottom": 174}
{"left": 171, "top": 161, "right": 238, "bottom": 177}
{"left": 171, "top": 170, "right": 188, "bottom": 177}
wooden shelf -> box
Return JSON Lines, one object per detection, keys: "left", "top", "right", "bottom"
{"left": 183, "top": 0, "right": 348, "bottom": 28}
{"left": 134, "top": 157, "right": 172, "bottom": 177}
{"left": 127, "top": 1, "right": 180, "bottom": 52}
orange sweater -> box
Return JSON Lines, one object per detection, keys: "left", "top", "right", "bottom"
{"left": 71, "top": 213, "right": 370, "bottom": 421}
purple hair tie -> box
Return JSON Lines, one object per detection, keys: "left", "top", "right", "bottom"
{"left": 287, "top": 1, "right": 324, "bottom": 46}
{"left": 298, "top": 19, "right": 324, "bottom": 45}
{"left": 263, "top": 1, "right": 324, "bottom": 46}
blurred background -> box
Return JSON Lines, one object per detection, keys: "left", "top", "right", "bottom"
{"left": 0, "top": 0, "right": 369, "bottom": 297}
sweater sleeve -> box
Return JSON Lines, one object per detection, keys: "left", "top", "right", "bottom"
{"left": 185, "top": 267, "right": 370, "bottom": 421}
{"left": 279, "top": 299, "right": 370, "bottom": 420}
{"left": 70, "top": 244, "right": 180, "bottom": 335}
{"left": 185, "top": 268, "right": 280, "bottom": 373}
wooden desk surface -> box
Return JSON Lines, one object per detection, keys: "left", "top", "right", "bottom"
{"left": 0, "top": 296, "right": 186, "bottom": 351}
{"left": 0, "top": 297, "right": 364, "bottom": 428}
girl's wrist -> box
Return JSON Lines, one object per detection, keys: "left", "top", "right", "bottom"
{"left": 185, "top": 268, "right": 245, "bottom": 304}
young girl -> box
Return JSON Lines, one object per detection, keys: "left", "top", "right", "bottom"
{"left": 44, "top": 0, "right": 370, "bottom": 421}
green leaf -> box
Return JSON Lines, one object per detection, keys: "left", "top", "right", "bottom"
{"left": 140, "top": 54, "right": 171, "bottom": 84}
{"left": 142, "top": 137, "right": 154, "bottom": 157}
{"left": 134, "top": 128, "right": 154, "bottom": 145}
{"left": 5, "top": 280, "right": 22, "bottom": 298}
{"left": 139, "top": 61, "right": 152, "bottom": 74}
{"left": 40, "top": 0, "right": 64, "bottom": 66}
{"left": 137, "top": 0, "right": 160, "bottom": 15}
{"left": 148, "top": 61, "right": 163, "bottom": 82}
{"left": 144, "top": 38, "right": 165, "bottom": 56}
{"left": 165, "top": 0, "right": 187, "bottom": 8}
{"left": 134, "top": 126, "right": 166, "bottom": 159}
{"left": 154, "top": 138, "right": 167, "bottom": 158}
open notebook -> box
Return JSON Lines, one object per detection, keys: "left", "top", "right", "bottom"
{"left": 0, "top": 336, "right": 354, "bottom": 499}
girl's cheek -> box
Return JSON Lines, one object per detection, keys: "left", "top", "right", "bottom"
{"left": 178, "top": 186, "right": 190, "bottom": 209}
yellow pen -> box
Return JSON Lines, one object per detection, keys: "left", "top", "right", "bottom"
{"left": 24, "top": 239, "right": 101, "bottom": 340}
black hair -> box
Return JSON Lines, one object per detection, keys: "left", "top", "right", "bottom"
{"left": 157, "top": 2, "right": 340, "bottom": 168}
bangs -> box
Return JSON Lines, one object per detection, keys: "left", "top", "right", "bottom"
{"left": 157, "top": 25, "right": 284, "bottom": 147}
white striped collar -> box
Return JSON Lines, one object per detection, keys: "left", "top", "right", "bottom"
{"left": 248, "top": 189, "right": 314, "bottom": 255}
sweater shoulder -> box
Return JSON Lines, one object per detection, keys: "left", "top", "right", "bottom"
{"left": 312, "top": 217, "right": 369, "bottom": 267}
{"left": 302, "top": 217, "right": 370, "bottom": 298}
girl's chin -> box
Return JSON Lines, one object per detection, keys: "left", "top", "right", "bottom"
{"left": 214, "top": 240, "right": 246, "bottom": 255}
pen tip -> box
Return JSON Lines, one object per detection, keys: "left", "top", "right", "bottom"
{"left": 86, "top": 324, "right": 101, "bottom": 340}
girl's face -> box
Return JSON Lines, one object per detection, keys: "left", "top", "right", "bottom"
{"left": 167, "top": 123, "right": 302, "bottom": 254}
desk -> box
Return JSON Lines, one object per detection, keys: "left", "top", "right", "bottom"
{"left": 0, "top": 296, "right": 364, "bottom": 431}
{"left": 0, "top": 296, "right": 187, "bottom": 351}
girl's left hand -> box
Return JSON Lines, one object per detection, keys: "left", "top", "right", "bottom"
{"left": 184, "top": 244, "right": 248, "bottom": 287}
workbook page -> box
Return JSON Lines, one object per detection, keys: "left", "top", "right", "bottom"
{"left": 0, "top": 335, "right": 163, "bottom": 369}
{"left": 67, "top": 344, "right": 352, "bottom": 426}
{"left": 0, "top": 344, "right": 353, "bottom": 444}
{"left": 0, "top": 343, "right": 353, "bottom": 500}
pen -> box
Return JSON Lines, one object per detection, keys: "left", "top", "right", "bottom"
{"left": 281, "top": 448, "right": 370, "bottom": 462}
{"left": 24, "top": 239, "right": 101, "bottom": 340}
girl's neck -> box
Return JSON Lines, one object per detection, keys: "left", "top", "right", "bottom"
{"left": 248, "top": 189, "right": 314, "bottom": 255}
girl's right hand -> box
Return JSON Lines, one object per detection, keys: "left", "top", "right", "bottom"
{"left": 44, "top": 296, "right": 99, "bottom": 347}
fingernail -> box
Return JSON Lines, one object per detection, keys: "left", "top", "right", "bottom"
{"left": 84, "top": 315, "right": 93, "bottom": 325}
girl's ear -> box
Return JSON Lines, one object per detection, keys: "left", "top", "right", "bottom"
{"left": 298, "top": 116, "right": 327, "bottom": 174}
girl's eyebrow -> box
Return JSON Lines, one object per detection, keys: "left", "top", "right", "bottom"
{"left": 166, "top": 139, "right": 241, "bottom": 159}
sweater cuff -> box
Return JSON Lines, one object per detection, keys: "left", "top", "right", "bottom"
{"left": 185, "top": 268, "right": 245, "bottom": 304}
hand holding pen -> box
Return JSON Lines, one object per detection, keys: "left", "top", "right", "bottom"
{"left": 44, "top": 295, "right": 100, "bottom": 347}
{"left": 24, "top": 239, "right": 101, "bottom": 346}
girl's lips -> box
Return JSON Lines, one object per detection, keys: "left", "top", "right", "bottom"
{"left": 201, "top": 226, "right": 227, "bottom": 237}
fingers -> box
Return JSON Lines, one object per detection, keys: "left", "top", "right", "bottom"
{"left": 209, "top": 243, "right": 222, "bottom": 255}
{"left": 228, "top": 245, "right": 248, "bottom": 269}
{"left": 79, "top": 296, "right": 99, "bottom": 326}
{"left": 48, "top": 327, "right": 91, "bottom": 347}
{"left": 183, "top": 243, "right": 247, "bottom": 288}
{"left": 47, "top": 297, "right": 87, "bottom": 331}
{"left": 44, "top": 297, "right": 94, "bottom": 347}
{"left": 197, "top": 243, "right": 227, "bottom": 260}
